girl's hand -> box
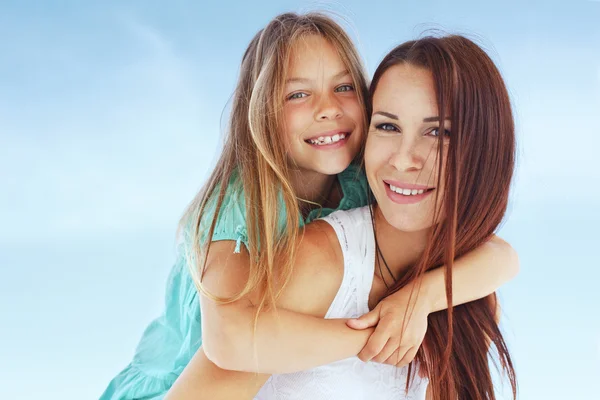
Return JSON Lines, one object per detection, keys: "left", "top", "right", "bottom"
{"left": 346, "top": 283, "right": 431, "bottom": 367}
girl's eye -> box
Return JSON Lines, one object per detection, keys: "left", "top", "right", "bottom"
{"left": 428, "top": 127, "right": 451, "bottom": 137}
{"left": 375, "top": 123, "right": 400, "bottom": 133}
{"left": 287, "top": 92, "right": 308, "bottom": 101}
{"left": 335, "top": 84, "right": 354, "bottom": 93}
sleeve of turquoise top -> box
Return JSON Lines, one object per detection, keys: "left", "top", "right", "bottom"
{"left": 99, "top": 181, "right": 250, "bottom": 400}
{"left": 200, "top": 178, "right": 249, "bottom": 253}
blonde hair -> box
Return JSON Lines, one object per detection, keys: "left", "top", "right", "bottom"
{"left": 180, "top": 12, "right": 369, "bottom": 313}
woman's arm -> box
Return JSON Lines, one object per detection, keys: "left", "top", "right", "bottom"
{"left": 201, "top": 221, "right": 374, "bottom": 374}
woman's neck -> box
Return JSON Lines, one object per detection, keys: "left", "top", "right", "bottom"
{"left": 288, "top": 168, "right": 339, "bottom": 217}
{"left": 372, "top": 205, "right": 431, "bottom": 282}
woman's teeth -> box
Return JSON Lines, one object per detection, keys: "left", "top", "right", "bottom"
{"left": 308, "top": 133, "right": 346, "bottom": 145}
{"left": 389, "top": 184, "right": 426, "bottom": 196}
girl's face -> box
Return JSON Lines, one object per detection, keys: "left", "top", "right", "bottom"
{"left": 365, "top": 64, "right": 450, "bottom": 232}
{"left": 282, "top": 35, "right": 364, "bottom": 176}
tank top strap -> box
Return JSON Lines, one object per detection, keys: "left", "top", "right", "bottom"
{"left": 320, "top": 207, "right": 376, "bottom": 317}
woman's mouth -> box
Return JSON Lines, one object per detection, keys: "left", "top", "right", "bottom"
{"left": 384, "top": 181, "right": 435, "bottom": 204}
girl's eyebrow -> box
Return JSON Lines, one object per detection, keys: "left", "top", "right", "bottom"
{"left": 285, "top": 70, "right": 350, "bottom": 85}
{"left": 331, "top": 69, "right": 350, "bottom": 80}
{"left": 285, "top": 77, "right": 311, "bottom": 84}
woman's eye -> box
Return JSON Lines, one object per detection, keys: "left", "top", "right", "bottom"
{"left": 429, "top": 127, "right": 451, "bottom": 137}
{"left": 287, "top": 92, "right": 308, "bottom": 100}
{"left": 375, "top": 123, "right": 400, "bottom": 133}
{"left": 335, "top": 84, "right": 354, "bottom": 93}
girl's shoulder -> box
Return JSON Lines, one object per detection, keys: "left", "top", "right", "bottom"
{"left": 178, "top": 170, "right": 250, "bottom": 253}
{"left": 205, "top": 173, "right": 249, "bottom": 251}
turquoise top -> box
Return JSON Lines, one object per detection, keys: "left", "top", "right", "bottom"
{"left": 100, "top": 164, "right": 368, "bottom": 400}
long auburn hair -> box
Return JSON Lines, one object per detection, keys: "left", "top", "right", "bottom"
{"left": 179, "top": 12, "right": 369, "bottom": 312}
{"left": 370, "top": 36, "right": 517, "bottom": 399}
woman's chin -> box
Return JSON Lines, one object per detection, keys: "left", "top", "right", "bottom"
{"left": 379, "top": 206, "right": 433, "bottom": 233}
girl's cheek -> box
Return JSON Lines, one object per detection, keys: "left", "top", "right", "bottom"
{"left": 339, "top": 95, "right": 360, "bottom": 108}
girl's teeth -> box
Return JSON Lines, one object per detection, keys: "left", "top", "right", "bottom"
{"left": 308, "top": 133, "right": 347, "bottom": 145}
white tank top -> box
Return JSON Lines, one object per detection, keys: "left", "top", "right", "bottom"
{"left": 254, "top": 206, "right": 429, "bottom": 400}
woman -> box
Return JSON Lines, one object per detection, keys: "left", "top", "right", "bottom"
{"left": 167, "top": 34, "right": 518, "bottom": 400}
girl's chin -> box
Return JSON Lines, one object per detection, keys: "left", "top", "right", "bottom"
{"left": 306, "top": 160, "right": 354, "bottom": 176}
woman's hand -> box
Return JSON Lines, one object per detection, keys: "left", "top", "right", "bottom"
{"left": 346, "top": 282, "right": 430, "bottom": 367}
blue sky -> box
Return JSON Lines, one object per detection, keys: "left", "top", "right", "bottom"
{"left": 0, "top": 0, "right": 598, "bottom": 399}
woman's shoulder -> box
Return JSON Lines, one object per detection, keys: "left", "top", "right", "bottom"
{"left": 321, "top": 206, "right": 372, "bottom": 235}
{"left": 271, "top": 220, "right": 344, "bottom": 317}
{"left": 298, "top": 207, "right": 371, "bottom": 292}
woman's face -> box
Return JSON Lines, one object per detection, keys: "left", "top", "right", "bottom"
{"left": 365, "top": 63, "right": 450, "bottom": 232}
{"left": 282, "top": 35, "right": 364, "bottom": 176}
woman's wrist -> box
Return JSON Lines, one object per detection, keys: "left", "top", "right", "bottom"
{"left": 418, "top": 268, "right": 444, "bottom": 314}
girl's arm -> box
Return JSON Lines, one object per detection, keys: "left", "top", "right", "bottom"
{"left": 349, "top": 235, "right": 519, "bottom": 364}
{"left": 165, "top": 346, "right": 269, "bottom": 400}
{"left": 201, "top": 221, "right": 373, "bottom": 374}
{"left": 202, "top": 224, "right": 519, "bottom": 373}
{"left": 423, "top": 235, "right": 519, "bottom": 312}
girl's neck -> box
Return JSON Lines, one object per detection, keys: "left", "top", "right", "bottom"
{"left": 288, "top": 168, "right": 339, "bottom": 218}
{"left": 372, "top": 205, "right": 431, "bottom": 282}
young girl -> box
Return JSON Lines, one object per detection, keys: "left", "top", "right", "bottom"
{"left": 101, "top": 13, "right": 518, "bottom": 400}
{"left": 167, "top": 34, "right": 518, "bottom": 399}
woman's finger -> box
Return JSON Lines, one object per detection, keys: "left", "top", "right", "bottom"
{"left": 357, "top": 329, "right": 388, "bottom": 362}
{"left": 372, "top": 338, "right": 400, "bottom": 364}
{"left": 396, "top": 345, "right": 419, "bottom": 368}
{"left": 346, "top": 307, "right": 381, "bottom": 330}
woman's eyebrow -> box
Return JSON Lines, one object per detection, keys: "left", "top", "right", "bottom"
{"left": 423, "top": 116, "right": 452, "bottom": 122}
{"left": 373, "top": 111, "right": 398, "bottom": 120}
